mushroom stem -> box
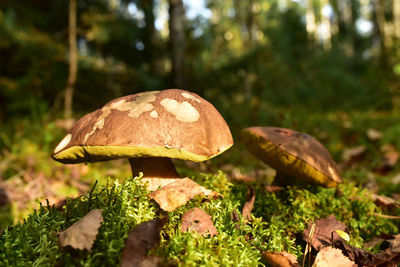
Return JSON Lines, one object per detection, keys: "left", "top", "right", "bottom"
{"left": 129, "top": 157, "right": 181, "bottom": 191}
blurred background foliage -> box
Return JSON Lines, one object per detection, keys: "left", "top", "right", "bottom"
{"left": 1, "top": 0, "right": 400, "bottom": 223}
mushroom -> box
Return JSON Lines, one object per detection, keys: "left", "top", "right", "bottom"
{"left": 52, "top": 89, "right": 233, "bottom": 191}
{"left": 241, "top": 127, "right": 342, "bottom": 187}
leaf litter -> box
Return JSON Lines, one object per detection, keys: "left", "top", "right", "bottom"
{"left": 241, "top": 186, "right": 255, "bottom": 221}
{"left": 58, "top": 209, "right": 103, "bottom": 251}
{"left": 121, "top": 217, "right": 168, "bottom": 267}
{"left": 262, "top": 251, "right": 300, "bottom": 267}
{"left": 302, "top": 215, "right": 346, "bottom": 251}
{"left": 313, "top": 246, "right": 356, "bottom": 267}
{"left": 150, "top": 178, "right": 221, "bottom": 212}
{"left": 180, "top": 207, "right": 218, "bottom": 237}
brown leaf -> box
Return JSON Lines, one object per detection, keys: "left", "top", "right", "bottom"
{"left": 121, "top": 217, "right": 168, "bottom": 267}
{"left": 372, "top": 194, "right": 400, "bottom": 209}
{"left": 242, "top": 186, "right": 255, "bottom": 221}
{"left": 381, "top": 144, "right": 399, "bottom": 166}
{"left": 334, "top": 238, "right": 400, "bottom": 266}
{"left": 262, "top": 251, "right": 300, "bottom": 267}
{"left": 375, "top": 144, "right": 400, "bottom": 174}
{"left": 142, "top": 178, "right": 181, "bottom": 192}
{"left": 366, "top": 128, "right": 383, "bottom": 141}
{"left": 265, "top": 185, "right": 283, "bottom": 193}
{"left": 389, "top": 234, "right": 400, "bottom": 253}
{"left": 150, "top": 178, "right": 221, "bottom": 212}
{"left": 58, "top": 209, "right": 103, "bottom": 251}
{"left": 313, "top": 247, "right": 357, "bottom": 267}
{"left": 180, "top": 208, "right": 218, "bottom": 237}
{"left": 341, "top": 145, "right": 366, "bottom": 166}
{"left": 363, "top": 235, "right": 389, "bottom": 249}
{"left": 303, "top": 215, "right": 346, "bottom": 251}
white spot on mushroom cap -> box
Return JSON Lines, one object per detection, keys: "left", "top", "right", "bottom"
{"left": 54, "top": 133, "right": 72, "bottom": 154}
{"left": 181, "top": 92, "right": 201, "bottom": 103}
{"left": 83, "top": 91, "right": 159, "bottom": 143}
{"left": 160, "top": 98, "right": 200, "bottom": 122}
{"left": 150, "top": 110, "right": 159, "bottom": 118}
{"left": 128, "top": 103, "right": 154, "bottom": 118}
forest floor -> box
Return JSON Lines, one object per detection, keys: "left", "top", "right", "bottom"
{"left": 0, "top": 108, "right": 400, "bottom": 265}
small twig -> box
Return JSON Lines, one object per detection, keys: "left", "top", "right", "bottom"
{"left": 241, "top": 237, "right": 263, "bottom": 252}
{"left": 87, "top": 180, "right": 98, "bottom": 210}
{"left": 373, "top": 212, "right": 400, "bottom": 219}
{"left": 302, "top": 222, "right": 315, "bottom": 267}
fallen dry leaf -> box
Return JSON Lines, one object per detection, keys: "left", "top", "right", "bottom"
{"left": 390, "top": 234, "right": 400, "bottom": 252}
{"left": 366, "top": 128, "right": 383, "bottom": 141}
{"left": 265, "top": 185, "right": 283, "bottom": 193}
{"left": 341, "top": 145, "right": 366, "bottom": 168}
{"left": 303, "top": 215, "right": 347, "bottom": 251}
{"left": 381, "top": 144, "right": 399, "bottom": 166}
{"left": 374, "top": 144, "right": 400, "bottom": 175}
{"left": 150, "top": 178, "right": 221, "bottom": 212}
{"left": 242, "top": 186, "right": 255, "bottom": 221}
{"left": 180, "top": 207, "right": 218, "bottom": 237}
{"left": 121, "top": 217, "right": 168, "bottom": 267}
{"left": 262, "top": 251, "right": 300, "bottom": 267}
{"left": 58, "top": 209, "right": 103, "bottom": 251}
{"left": 141, "top": 178, "right": 180, "bottom": 192}
{"left": 334, "top": 238, "right": 400, "bottom": 266}
{"left": 372, "top": 194, "right": 400, "bottom": 209}
{"left": 313, "top": 246, "right": 356, "bottom": 267}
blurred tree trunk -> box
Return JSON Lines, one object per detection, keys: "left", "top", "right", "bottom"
{"left": 374, "top": 0, "right": 400, "bottom": 109}
{"left": 394, "top": 0, "right": 400, "bottom": 38}
{"left": 140, "top": 0, "right": 163, "bottom": 75}
{"left": 244, "top": 0, "right": 259, "bottom": 122}
{"left": 350, "top": 0, "right": 360, "bottom": 56}
{"left": 64, "top": 0, "right": 77, "bottom": 119}
{"left": 246, "top": 0, "right": 255, "bottom": 47}
{"left": 168, "top": 0, "right": 185, "bottom": 88}
{"left": 305, "top": 0, "right": 317, "bottom": 41}
{"left": 332, "top": 0, "right": 354, "bottom": 55}
{"left": 320, "top": 0, "right": 331, "bottom": 49}
{"left": 375, "top": 0, "right": 388, "bottom": 68}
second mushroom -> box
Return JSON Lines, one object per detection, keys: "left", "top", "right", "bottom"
{"left": 241, "top": 127, "right": 342, "bottom": 188}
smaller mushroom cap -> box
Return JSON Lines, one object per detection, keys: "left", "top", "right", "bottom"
{"left": 241, "top": 127, "right": 342, "bottom": 187}
{"left": 52, "top": 89, "right": 233, "bottom": 164}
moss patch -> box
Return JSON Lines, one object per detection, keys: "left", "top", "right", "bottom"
{"left": 0, "top": 172, "right": 398, "bottom": 266}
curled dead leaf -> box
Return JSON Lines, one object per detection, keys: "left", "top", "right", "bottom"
{"left": 366, "top": 128, "right": 382, "bottom": 141}
{"left": 313, "top": 247, "right": 357, "bottom": 267}
{"left": 241, "top": 186, "right": 255, "bottom": 221}
{"left": 265, "top": 185, "right": 283, "bottom": 193}
{"left": 121, "top": 217, "right": 168, "bottom": 267}
{"left": 334, "top": 238, "right": 400, "bottom": 266}
{"left": 303, "top": 215, "right": 347, "bottom": 251}
{"left": 372, "top": 194, "right": 400, "bottom": 209}
{"left": 180, "top": 208, "right": 218, "bottom": 237}
{"left": 341, "top": 145, "right": 366, "bottom": 166}
{"left": 262, "top": 251, "right": 300, "bottom": 267}
{"left": 150, "top": 178, "right": 221, "bottom": 212}
{"left": 58, "top": 209, "right": 103, "bottom": 251}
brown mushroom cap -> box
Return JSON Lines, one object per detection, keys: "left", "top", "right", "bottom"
{"left": 52, "top": 89, "right": 233, "bottom": 163}
{"left": 241, "top": 127, "right": 342, "bottom": 187}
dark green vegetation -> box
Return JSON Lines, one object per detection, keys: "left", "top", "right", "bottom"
{"left": 0, "top": 173, "right": 397, "bottom": 266}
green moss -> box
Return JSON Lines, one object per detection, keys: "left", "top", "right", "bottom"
{"left": 0, "top": 173, "right": 398, "bottom": 266}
